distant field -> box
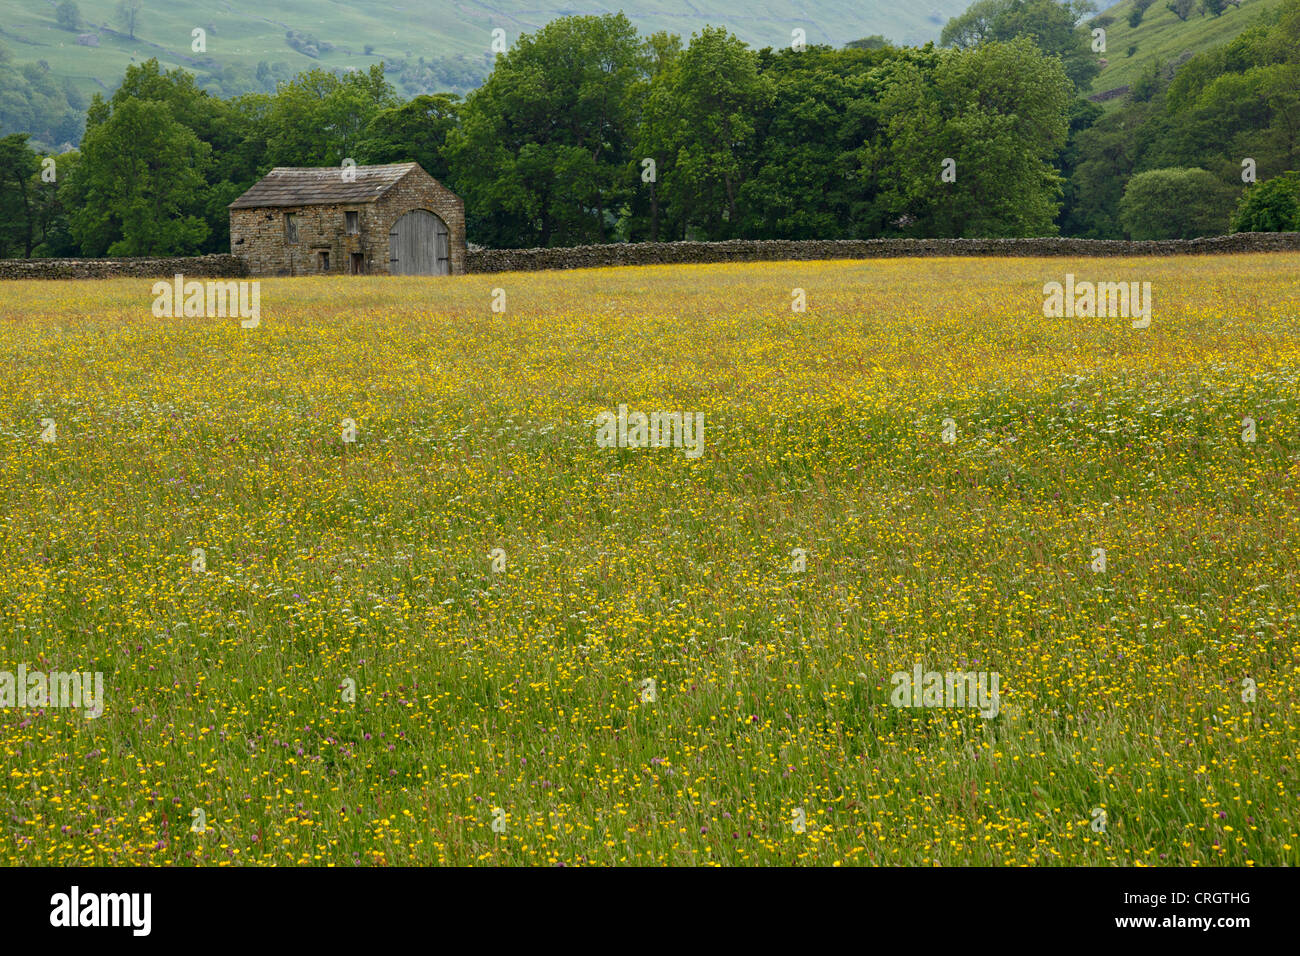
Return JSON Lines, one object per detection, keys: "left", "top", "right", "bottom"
{"left": 0, "top": 0, "right": 964, "bottom": 105}
{"left": 1091, "top": 0, "right": 1284, "bottom": 102}
{"left": 2, "top": 0, "right": 495, "bottom": 100}
{"left": 1, "top": 256, "right": 1297, "bottom": 865}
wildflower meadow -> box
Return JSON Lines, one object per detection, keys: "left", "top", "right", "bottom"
{"left": 1, "top": 253, "right": 1296, "bottom": 866}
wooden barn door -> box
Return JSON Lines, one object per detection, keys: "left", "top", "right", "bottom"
{"left": 434, "top": 218, "right": 450, "bottom": 274}
{"left": 388, "top": 210, "right": 450, "bottom": 275}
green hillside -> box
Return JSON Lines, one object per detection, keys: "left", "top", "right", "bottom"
{"left": 1088, "top": 0, "right": 1285, "bottom": 101}
{"left": 0, "top": 0, "right": 966, "bottom": 128}
{"left": 5, "top": 0, "right": 1284, "bottom": 152}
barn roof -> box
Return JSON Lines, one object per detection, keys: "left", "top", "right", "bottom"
{"left": 228, "top": 163, "right": 420, "bottom": 209}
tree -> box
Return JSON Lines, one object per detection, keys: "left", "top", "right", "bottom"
{"left": 847, "top": 36, "right": 891, "bottom": 49}
{"left": 33, "top": 149, "right": 79, "bottom": 256}
{"left": 1056, "top": 0, "right": 1300, "bottom": 238}
{"left": 1167, "top": 0, "right": 1195, "bottom": 20}
{"left": 1232, "top": 172, "right": 1300, "bottom": 231}
{"left": 1056, "top": 91, "right": 1167, "bottom": 238}
{"left": 941, "top": 0, "right": 1005, "bottom": 47}
{"left": 66, "top": 96, "right": 209, "bottom": 255}
{"left": 940, "top": 0, "right": 1100, "bottom": 90}
{"left": 1159, "top": 6, "right": 1300, "bottom": 181}
{"left": 641, "top": 27, "right": 769, "bottom": 240}
{"left": 878, "top": 36, "right": 1072, "bottom": 236}
{"left": 1128, "top": 0, "right": 1157, "bottom": 27}
{"left": 1054, "top": 96, "right": 1105, "bottom": 236}
{"left": 55, "top": 1, "right": 81, "bottom": 31}
{"left": 642, "top": 30, "right": 682, "bottom": 78}
{"left": 0, "top": 136, "right": 79, "bottom": 258}
{"left": 94, "top": 59, "right": 257, "bottom": 253}
{"left": 263, "top": 65, "right": 398, "bottom": 168}
{"left": 1119, "top": 167, "right": 1230, "bottom": 238}
{"left": 358, "top": 93, "right": 461, "bottom": 182}
{"left": 734, "top": 44, "right": 900, "bottom": 240}
{"left": 117, "top": 0, "right": 143, "bottom": 40}
{"left": 0, "top": 134, "right": 40, "bottom": 256}
{"left": 632, "top": 33, "right": 684, "bottom": 240}
{"left": 449, "top": 14, "right": 645, "bottom": 247}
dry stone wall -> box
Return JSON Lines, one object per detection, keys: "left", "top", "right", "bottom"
{"left": 4, "top": 233, "right": 1299, "bottom": 281}
{"left": 0, "top": 254, "right": 247, "bottom": 281}
{"left": 467, "top": 232, "right": 1300, "bottom": 274}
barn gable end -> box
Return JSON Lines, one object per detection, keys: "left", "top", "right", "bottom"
{"left": 373, "top": 165, "right": 466, "bottom": 276}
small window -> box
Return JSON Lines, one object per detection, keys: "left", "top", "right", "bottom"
{"left": 284, "top": 213, "right": 298, "bottom": 243}
{"left": 318, "top": 251, "right": 330, "bottom": 272}
{"left": 345, "top": 211, "right": 359, "bottom": 234}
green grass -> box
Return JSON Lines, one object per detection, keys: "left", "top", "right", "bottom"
{"left": 1089, "top": 0, "right": 1284, "bottom": 103}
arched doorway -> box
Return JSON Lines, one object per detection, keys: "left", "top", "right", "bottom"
{"left": 388, "top": 209, "right": 450, "bottom": 275}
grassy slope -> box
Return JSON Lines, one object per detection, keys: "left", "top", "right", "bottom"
{"left": 1089, "top": 0, "right": 1284, "bottom": 99}
{"left": 1, "top": 0, "right": 967, "bottom": 101}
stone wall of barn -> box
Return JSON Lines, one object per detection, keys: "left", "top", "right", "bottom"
{"left": 230, "top": 201, "right": 383, "bottom": 277}
{"left": 229, "top": 168, "right": 466, "bottom": 277}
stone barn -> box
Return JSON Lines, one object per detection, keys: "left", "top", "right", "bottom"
{"left": 228, "top": 162, "right": 465, "bottom": 277}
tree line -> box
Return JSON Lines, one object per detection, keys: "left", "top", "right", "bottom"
{"left": 2, "top": 0, "right": 1298, "bottom": 258}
